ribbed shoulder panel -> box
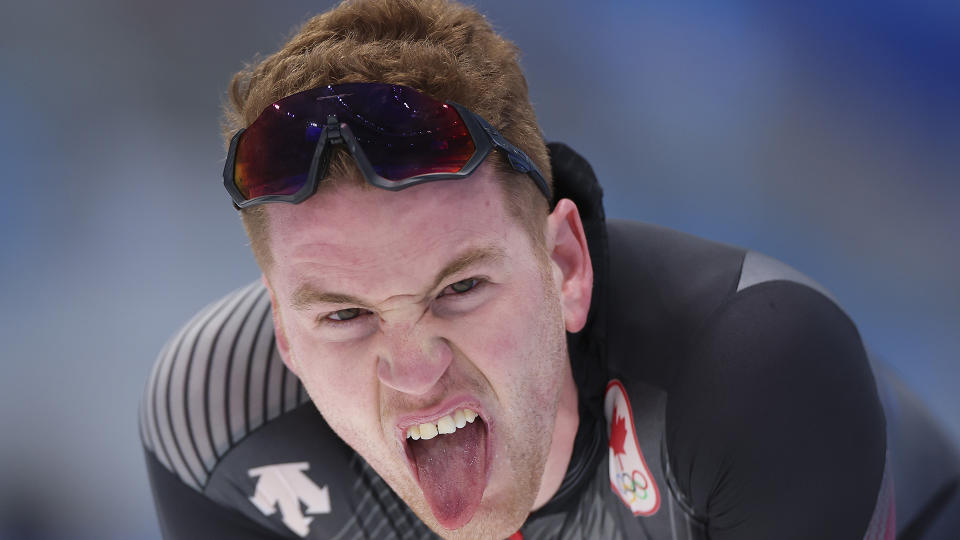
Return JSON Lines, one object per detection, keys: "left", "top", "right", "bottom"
{"left": 138, "top": 280, "right": 310, "bottom": 491}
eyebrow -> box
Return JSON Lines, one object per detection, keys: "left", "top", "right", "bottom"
{"left": 290, "top": 244, "right": 507, "bottom": 311}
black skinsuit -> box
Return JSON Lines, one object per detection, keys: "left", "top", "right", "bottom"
{"left": 140, "top": 143, "right": 960, "bottom": 539}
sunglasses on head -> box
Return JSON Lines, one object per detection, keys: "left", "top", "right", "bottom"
{"left": 222, "top": 82, "right": 551, "bottom": 208}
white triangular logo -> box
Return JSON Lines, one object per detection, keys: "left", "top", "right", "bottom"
{"left": 248, "top": 462, "right": 331, "bottom": 537}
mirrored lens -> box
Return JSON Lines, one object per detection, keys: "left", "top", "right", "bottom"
{"left": 233, "top": 99, "right": 325, "bottom": 200}
{"left": 231, "top": 83, "right": 477, "bottom": 201}
{"left": 331, "top": 85, "right": 476, "bottom": 181}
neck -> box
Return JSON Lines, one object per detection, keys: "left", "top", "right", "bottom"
{"left": 530, "top": 367, "right": 580, "bottom": 511}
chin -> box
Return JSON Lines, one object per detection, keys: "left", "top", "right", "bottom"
{"left": 418, "top": 503, "right": 529, "bottom": 540}
{"left": 405, "top": 462, "right": 542, "bottom": 540}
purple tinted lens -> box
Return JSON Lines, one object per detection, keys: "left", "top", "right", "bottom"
{"left": 233, "top": 101, "right": 325, "bottom": 200}
{"left": 332, "top": 85, "right": 475, "bottom": 181}
{"left": 231, "top": 83, "right": 476, "bottom": 200}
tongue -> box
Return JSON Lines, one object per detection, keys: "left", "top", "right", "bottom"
{"left": 408, "top": 419, "right": 488, "bottom": 529}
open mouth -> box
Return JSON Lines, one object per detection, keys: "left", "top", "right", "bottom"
{"left": 401, "top": 407, "right": 491, "bottom": 530}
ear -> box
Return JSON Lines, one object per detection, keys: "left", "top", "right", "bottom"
{"left": 263, "top": 273, "right": 297, "bottom": 375}
{"left": 544, "top": 198, "right": 594, "bottom": 333}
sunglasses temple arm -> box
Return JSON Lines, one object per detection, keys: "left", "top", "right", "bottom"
{"left": 508, "top": 154, "right": 551, "bottom": 202}
{"left": 474, "top": 116, "right": 552, "bottom": 201}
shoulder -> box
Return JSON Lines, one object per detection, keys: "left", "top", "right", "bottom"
{"left": 661, "top": 252, "right": 886, "bottom": 538}
{"left": 604, "top": 219, "right": 747, "bottom": 386}
{"left": 601, "top": 220, "right": 886, "bottom": 536}
{"left": 139, "top": 280, "right": 310, "bottom": 491}
{"left": 603, "top": 219, "right": 862, "bottom": 387}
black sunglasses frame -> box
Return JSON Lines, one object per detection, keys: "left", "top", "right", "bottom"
{"left": 222, "top": 98, "right": 550, "bottom": 209}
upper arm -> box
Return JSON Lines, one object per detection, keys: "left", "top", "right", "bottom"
{"left": 665, "top": 281, "right": 886, "bottom": 539}
{"left": 144, "top": 448, "right": 288, "bottom": 540}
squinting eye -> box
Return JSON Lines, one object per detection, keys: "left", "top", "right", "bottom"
{"left": 446, "top": 278, "right": 479, "bottom": 295}
{"left": 327, "top": 308, "right": 365, "bottom": 322}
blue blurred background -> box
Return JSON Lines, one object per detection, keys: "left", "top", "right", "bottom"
{"left": 1, "top": 0, "right": 957, "bottom": 537}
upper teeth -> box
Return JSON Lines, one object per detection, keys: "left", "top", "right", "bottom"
{"left": 407, "top": 408, "right": 479, "bottom": 440}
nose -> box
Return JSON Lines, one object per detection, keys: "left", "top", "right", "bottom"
{"left": 376, "top": 322, "right": 452, "bottom": 395}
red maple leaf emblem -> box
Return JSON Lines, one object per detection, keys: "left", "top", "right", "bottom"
{"left": 609, "top": 404, "right": 628, "bottom": 469}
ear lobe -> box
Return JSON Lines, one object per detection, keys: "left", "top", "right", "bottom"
{"left": 545, "top": 198, "right": 594, "bottom": 333}
{"left": 264, "top": 274, "right": 297, "bottom": 375}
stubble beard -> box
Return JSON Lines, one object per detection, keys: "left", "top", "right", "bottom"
{"left": 409, "top": 268, "right": 570, "bottom": 539}
{"left": 303, "top": 255, "right": 572, "bottom": 539}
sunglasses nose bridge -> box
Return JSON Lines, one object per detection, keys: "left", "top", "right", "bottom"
{"left": 323, "top": 114, "right": 344, "bottom": 144}
{"left": 303, "top": 114, "right": 367, "bottom": 191}
{"left": 301, "top": 115, "right": 345, "bottom": 191}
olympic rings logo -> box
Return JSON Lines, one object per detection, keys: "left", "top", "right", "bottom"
{"left": 616, "top": 469, "right": 650, "bottom": 502}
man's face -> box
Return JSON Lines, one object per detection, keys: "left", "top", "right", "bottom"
{"left": 264, "top": 162, "right": 586, "bottom": 538}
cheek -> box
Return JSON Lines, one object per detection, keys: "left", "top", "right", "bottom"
{"left": 299, "top": 363, "right": 382, "bottom": 459}
{"left": 286, "top": 331, "right": 379, "bottom": 435}
{"left": 454, "top": 282, "right": 556, "bottom": 384}
{"left": 474, "top": 323, "right": 523, "bottom": 376}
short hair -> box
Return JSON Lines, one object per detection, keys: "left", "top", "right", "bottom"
{"left": 222, "top": 0, "right": 553, "bottom": 270}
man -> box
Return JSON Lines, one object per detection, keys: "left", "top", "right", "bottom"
{"left": 140, "top": 1, "right": 960, "bottom": 538}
